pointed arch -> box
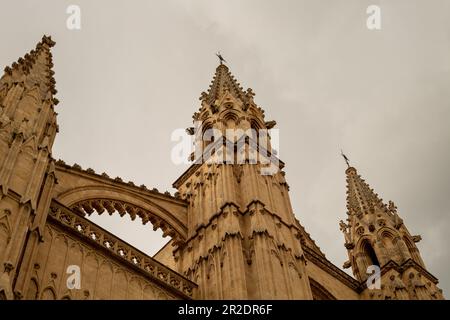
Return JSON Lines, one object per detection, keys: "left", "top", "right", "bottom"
{"left": 54, "top": 186, "right": 186, "bottom": 245}
{"left": 59, "top": 288, "right": 74, "bottom": 301}
{"left": 378, "top": 228, "right": 396, "bottom": 252}
{"left": 377, "top": 227, "right": 404, "bottom": 264}
{"left": 22, "top": 136, "right": 38, "bottom": 154}
{"left": 355, "top": 237, "right": 380, "bottom": 280}
{"left": 221, "top": 110, "right": 240, "bottom": 123}
{"left": 25, "top": 278, "right": 39, "bottom": 300}
{"left": 249, "top": 117, "right": 267, "bottom": 134}
{"left": 250, "top": 118, "right": 261, "bottom": 130}
{"left": 362, "top": 240, "right": 380, "bottom": 267}
{"left": 377, "top": 227, "right": 397, "bottom": 240}
{"left": 403, "top": 235, "right": 424, "bottom": 266}
{"left": 206, "top": 253, "right": 218, "bottom": 299}
{"left": 41, "top": 286, "right": 57, "bottom": 300}
{"left": 0, "top": 209, "right": 12, "bottom": 246}
{"left": 54, "top": 164, "right": 188, "bottom": 246}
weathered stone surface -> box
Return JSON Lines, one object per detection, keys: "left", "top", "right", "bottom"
{"left": 0, "top": 36, "right": 443, "bottom": 300}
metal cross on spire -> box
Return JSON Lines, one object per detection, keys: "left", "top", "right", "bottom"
{"left": 341, "top": 149, "right": 350, "bottom": 167}
{"left": 216, "top": 51, "right": 227, "bottom": 65}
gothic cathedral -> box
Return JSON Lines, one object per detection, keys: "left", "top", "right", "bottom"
{"left": 0, "top": 36, "right": 444, "bottom": 300}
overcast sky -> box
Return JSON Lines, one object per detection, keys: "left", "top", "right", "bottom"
{"left": 1, "top": 0, "right": 449, "bottom": 296}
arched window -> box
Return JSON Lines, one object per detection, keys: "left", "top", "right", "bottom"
{"left": 362, "top": 241, "right": 380, "bottom": 267}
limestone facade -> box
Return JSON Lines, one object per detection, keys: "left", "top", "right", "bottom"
{"left": 0, "top": 36, "right": 444, "bottom": 300}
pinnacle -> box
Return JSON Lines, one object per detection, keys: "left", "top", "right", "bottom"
{"left": 1, "top": 35, "right": 58, "bottom": 104}
{"left": 201, "top": 63, "right": 250, "bottom": 105}
{"left": 345, "top": 166, "right": 384, "bottom": 216}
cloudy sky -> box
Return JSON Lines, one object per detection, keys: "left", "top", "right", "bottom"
{"left": 1, "top": 0, "right": 449, "bottom": 296}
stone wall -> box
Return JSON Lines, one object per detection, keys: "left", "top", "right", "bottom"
{"left": 22, "top": 202, "right": 196, "bottom": 300}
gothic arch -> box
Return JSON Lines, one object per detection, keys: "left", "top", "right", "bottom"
{"left": 251, "top": 108, "right": 267, "bottom": 125}
{"left": 249, "top": 117, "right": 266, "bottom": 132}
{"left": 55, "top": 184, "right": 187, "bottom": 245}
{"left": 377, "top": 227, "right": 404, "bottom": 264}
{"left": 355, "top": 236, "right": 373, "bottom": 253}
{"left": 250, "top": 119, "right": 261, "bottom": 130}
{"left": 221, "top": 110, "right": 240, "bottom": 123}
{"left": 59, "top": 288, "right": 74, "bottom": 301}
{"left": 40, "top": 286, "right": 57, "bottom": 300}
{"left": 377, "top": 227, "right": 397, "bottom": 252}
{"left": 206, "top": 254, "right": 219, "bottom": 299}
{"left": 403, "top": 235, "right": 424, "bottom": 266}
{"left": 355, "top": 237, "right": 380, "bottom": 280}
{"left": 361, "top": 240, "right": 380, "bottom": 267}
{"left": 25, "top": 278, "right": 39, "bottom": 300}
{"left": 54, "top": 163, "right": 189, "bottom": 245}
{"left": 377, "top": 227, "right": 397, "bottom": 240}
{"left": 201, "top": 120, "right": 216, "bottom": 136}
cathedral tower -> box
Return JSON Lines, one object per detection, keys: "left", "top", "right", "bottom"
{"left": 0, "top": 36, "right": 59, "bottom": 299}
{"left": 340, "top": 165, "right": 444, "bottom": 299}
{"left": 172, "top": 63, "right": 313, "bottom": 299}
{"left": 0, "top": 36, "right": 444, "bottom": 300}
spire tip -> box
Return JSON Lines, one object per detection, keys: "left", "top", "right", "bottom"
{"left": 340, "top": 149, "right": 351, "bottom": 168}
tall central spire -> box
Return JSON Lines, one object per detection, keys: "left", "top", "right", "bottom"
{"left": 200, "top": 64, "right": 253, "bottom": 105}
{"left": 173, "top": 62, "right": 313, "bottom": 299}
{"left": 185, "top": 64, "right": 275, "bottom": 165}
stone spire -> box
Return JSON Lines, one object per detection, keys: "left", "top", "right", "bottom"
{"left": 173, "top": 63, "right": 313, "bottom": 299}
{"left": 0, "top": 35, "right": 58, "bottom": 107}
{"left": 345, "top": 166, "right": 386, "bottom": 217}
{"left": 186, "top": 63, "right": 274, "bottom": 163}
{"left": 0, "top": 35, "right": 59, "bottom": 198}
{"left": 199, "top": 64, "right": 254, "bottom": 106}
{"left": 340, "top": 164, "right": 443, "bottom": 299}
{"left": 0, "top": 35, "right": 59, "bottom": 300}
